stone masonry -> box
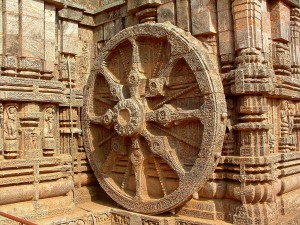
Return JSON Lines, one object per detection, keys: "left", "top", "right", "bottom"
{"left": 0, "top": 0, "right": 300, "bottom": 225}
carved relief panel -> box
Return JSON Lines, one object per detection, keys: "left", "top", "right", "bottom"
{"left": 83, "top": 23, "right": 226, "bottom": 214}
{"left": 3, "top": 104, "right": 19, "bottom": 159}
{"left": 43, "top": 105, "right": 57, "bottom": 156}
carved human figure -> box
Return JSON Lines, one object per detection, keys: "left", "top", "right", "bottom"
{"left": 280, "top": 100, "right": 295, "bottom": 136}
{"left": 44, "top": 106, "right": 55, "bottom": 138}
{"left": 288, "top": 102, "right": 295, "bottom": 135}
{"left": 5, "top": 105, "right": 18, "bottom": 139}
{"left": 281, "top": 100, "right": 290, "bottom": 137}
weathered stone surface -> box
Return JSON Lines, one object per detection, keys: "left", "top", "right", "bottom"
{"left": 0, "top": 0, "right": 300, "bottom": 225}
{"left": 62, "top": 20, "right": 78, "bottom": 55}
{"left": 191, "top": 0, "right": 217, "bottom": 35}
{"left": 83, "top": 23, "right": 226, "bottom": 214}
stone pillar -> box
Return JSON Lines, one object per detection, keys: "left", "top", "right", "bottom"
{"left": 2, "top": 0, "right": 19, "bottom": 76}
{"left": 270, "top": 0, "right": 292, "bottom": 76}
{"left": 217, "top": 0, "right": 235, "bottom": 72}
{"left": 234, "top": 96, "right": 271, "bottom": 157}
{"left": 44, "top": 4, "right": 57, "bottom": 79}
{"left": 19, "top": 0, "right": 45, "bottom": 78}
{"left": 290, "top": 8, "right": 300, "bottom": 78}
{"left": 59, "top": 19, "right": 78, "bottom": 87}
{"left": 176, "top": 0, "right": 190, "bottom": 32}
{"left": 59, "top": 107, "right": 79, "bottom": 155}
{"left": 0, "top": 103, "right": 3, "bottom": 159}
{"left": 191, "top": 0, "right": 217, "bottom": 36}
{"left": 19, "top": 103, "right": 42, "bottom": 159}
{"left": 231, "top": 1, "right": 275, "bottom": 224}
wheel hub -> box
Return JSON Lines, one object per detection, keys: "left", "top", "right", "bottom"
{"left": 113, "top": 98, "right": 144, "bottom": 136}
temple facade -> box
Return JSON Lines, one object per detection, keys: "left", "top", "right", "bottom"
{"left": 0, "top": 0, "right": 300, "bottom": 224}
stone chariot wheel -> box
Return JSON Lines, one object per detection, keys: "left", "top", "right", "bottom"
{"left": 83, "top": 23, "right": 226, "bottom": 214}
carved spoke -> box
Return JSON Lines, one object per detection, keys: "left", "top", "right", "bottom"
{"left": 89, "top": 109, "right": 114, "bottom": 128}
{"left": 102, "top": 66, "right": 127, "bottom": 101}
{"left": 98, "top": 132, "right": 117, "bottom": 147}
{"left": 153, "top": 83, "right": 198, "bottom": 110}
{"left": 102, "top": 136, "right": 127, "bottom": 174}
{"left": 153, "top": 157, "right": 168, "bottom": 197}
{"left": 146, "top": 103, "right": 213, "bottom": 127}
{"left": 145, "top": 56, "right": 181, "bottom": 98}
{"left": 141, "top": 130, "right": 186, "bottom": 179}
{"left": 94, "top": 95, "right": 114, "bottom": 107}
{"left": 150, "top": 123, "right": 200, "bottom": 150}
{"left": 130, "top": 137, "right": 148, "bottom": 200}
{"left": 127, "top": 38, "right": 145, "bottom": 99}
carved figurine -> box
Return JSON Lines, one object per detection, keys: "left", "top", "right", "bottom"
{"left": 43, "top": 105, "right": 56, "bottom": 156}
{"left": 3, "top": 104, "right": 19, "bottom": 159}
{"left": 281, "top": 100, "right": 290, "bottom": 137}
{"left": 44, "top": 105, "right": 55, "bottom": 138}
{"left": 288, "top": 102, "right": 295, "bottom": 135}
{"left": 4, "top": 105, "right": 18, "bottom": 139}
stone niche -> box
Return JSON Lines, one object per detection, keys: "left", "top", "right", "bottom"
{"left": 0, "top": 0, "right": 300, "bottom": 225}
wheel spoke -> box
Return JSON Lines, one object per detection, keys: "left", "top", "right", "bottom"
{"left": 98, "top": 132, "right": 117, "bottom": 147}
{"left": 89, "top": 109, "right": 115, "bottom": 128}
{"left": 127, "top": 38, "right": 145, "bottom": 99}
{"left": 150, "top": 123, "right": 200, "bottom": 150}
{"left": 153, "top": 157, "right": 168, "bottom": 197}
{"left": 101, "top": 66, "right": 127, "bottom": 101}
{"left": 102, "top": 136, "right": 127, "bottom": 174}
{"left": 94, "top": 95, "right": 114, "bottom": 107}
{"left": 145, "top": 56, "right": 177, "bottom": 98}
{"left": 130, "top": 137, "right": 148, "bottom": 200}
{"left": 153, "top": 83, "right": 198, "bottom": 110}
{"left": 146, "top": 103, "right": 212, "bottom": 127}
{"left": 141, "top": 130, "right": 185, "bottom": 179}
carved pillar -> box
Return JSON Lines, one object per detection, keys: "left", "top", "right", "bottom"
{"left": 59, "top": 19, "right": 78, "bottom": 87}
{"left": 19, "top": 103, "right": 42, "bottom": 159}
{"left": 232, "top": 0, "right": 273, "bottom": 94}
{"left": 136, "top": 8, "right": 157, "bottom": 24}
{"left": 2, "top": 0, "right": 19, "bottom": 76}
{"left": 234, "top": 96, "right": 271, "bottom": 157}
{"left": 231, "top": 0, "right": 273, "bottom": 156}
{"left": 231, "top": 1, "right": 275, "bottom": 223}
{"left": 0, "top": 103, "right": 3, "bottom": 159}
{"left": 290, "top": 8, "right": 300, "bottom": 78}
{"left": 19, "top": 0, "right": 44, "bottom": 78}
{"left": 217, "top": 0, "right": 235, "bottom": 73}
{"left": 270, "top": 0, "right": 292, "bottom": 76}
{"left": 44, "top": 4, "right": 57, "bottom": 79}
{"left": 59, "top": 107, "right": 79, "bottom": 154}
{"left": 175, "top": 0, "right": 190, "bottom": 32}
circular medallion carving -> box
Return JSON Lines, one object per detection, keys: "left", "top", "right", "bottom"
{"left": 83, "top": 23, "right": 227, "bottom": 214}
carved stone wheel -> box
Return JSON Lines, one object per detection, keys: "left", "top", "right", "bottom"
{"left": 83, "top": 23, "right": 226, "bottom": 214}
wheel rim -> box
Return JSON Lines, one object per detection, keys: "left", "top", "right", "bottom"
{"left": 83, "top": 23, "right": 226, "bottom": 214}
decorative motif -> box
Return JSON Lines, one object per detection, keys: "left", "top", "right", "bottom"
{"left": 82, "top": 23, "right": 226, "bottom": 214}
{"left": 111, "top": 213, "right": 130, "bottom": 225}
{"left": 43, "top": 105, "right": 56, "bottom": 156}
{"left": 279, "top": 100, "right": 296, "bottom": 152}
{"left": 4, "top": 104, "right": 19, "bottom": 159}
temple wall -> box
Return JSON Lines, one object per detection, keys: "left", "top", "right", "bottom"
{"left": 0, "top": 0, "right": 299, "bottom": 224}
{"left": 0, "top": 1, "right": 100, "bottom": 223}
